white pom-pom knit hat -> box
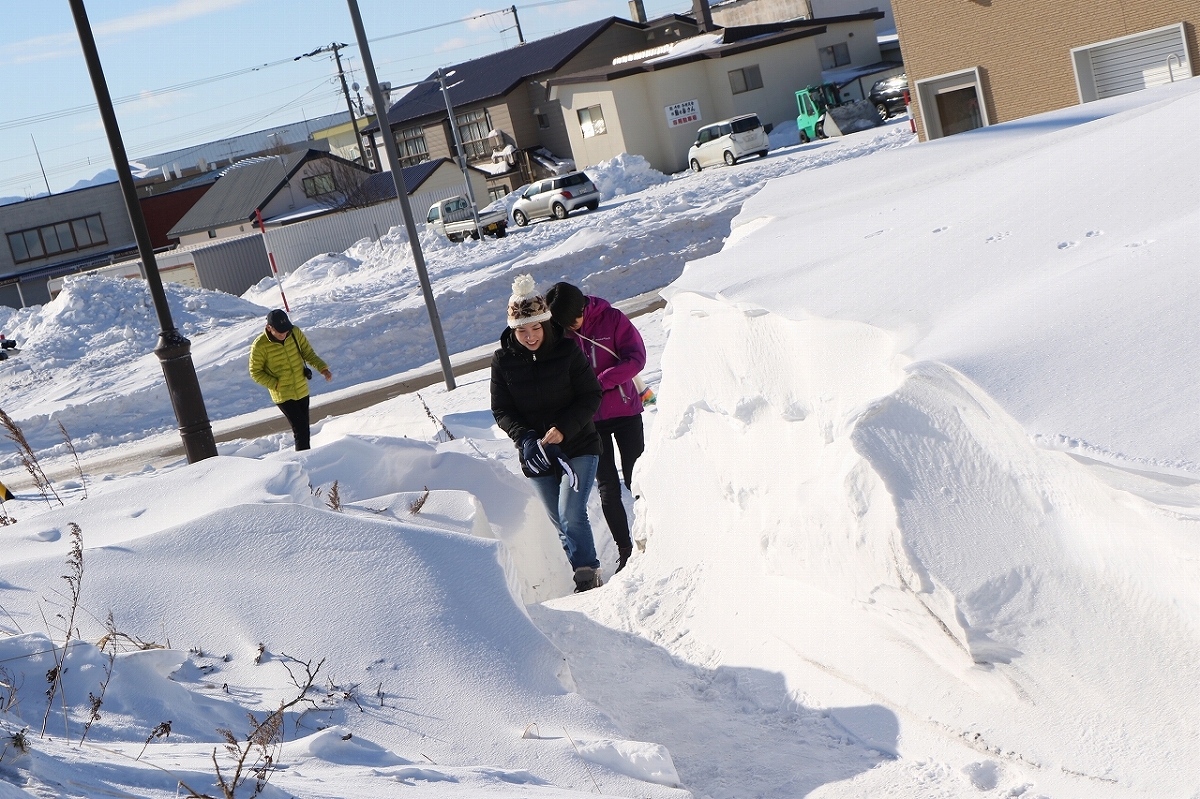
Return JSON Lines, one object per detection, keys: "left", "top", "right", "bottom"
{"left": 507, "top": 274, "right": 553, "bottom": 328}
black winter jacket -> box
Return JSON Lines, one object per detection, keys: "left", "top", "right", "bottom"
{"left": 490, "top": 324, "right": 603, "bottom": 462}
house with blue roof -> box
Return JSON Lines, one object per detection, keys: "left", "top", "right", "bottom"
{"left": 363, "top": 15, "right": 702, "bottom": 201}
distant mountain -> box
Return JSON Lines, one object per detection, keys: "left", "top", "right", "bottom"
{"left": 0, "top": 168, "right": 119, "bottom": 206}
{"left": 67, "top": 169, "right": 118, "bottom": 191}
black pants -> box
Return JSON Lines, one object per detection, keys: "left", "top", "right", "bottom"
{"left": 594, "top": 414, "right": 645, "bottom": 551}
{"left": 277, "top": 396, "right": 311, "bottom": 451}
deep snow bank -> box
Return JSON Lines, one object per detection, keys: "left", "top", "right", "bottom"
{"left": 0, "top": 437, "right": 686, "bottom": 797}
{"left": 633, "top": 294, "right": 1198, "bottom": 797}
{"left": 626, "top": 80, "right": 1200, "bottom": 797}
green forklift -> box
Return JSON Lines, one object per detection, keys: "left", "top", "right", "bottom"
{"left": 796, "top": 82, "right": 883, "bottom": 142}
{"left": 795, "top": 84, "right": 839, "bottom": 142}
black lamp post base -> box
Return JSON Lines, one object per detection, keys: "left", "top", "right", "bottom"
{"left": 156, "top": 331, "right": 218, "bottom": 463}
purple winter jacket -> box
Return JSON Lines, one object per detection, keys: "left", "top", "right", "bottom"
{"left": 565, "top": 296, "right": 647, "bottom": 421}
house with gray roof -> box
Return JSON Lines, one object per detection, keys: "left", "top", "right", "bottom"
{"left": 363, "top": 15, "right": 702, "bottom": 200}
{"left": 168, "top": 149, "right": 372, "bottom": 246}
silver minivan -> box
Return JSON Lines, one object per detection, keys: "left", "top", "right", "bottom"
{"left": 687, "top": 114, "right": 769, "bottom": 171}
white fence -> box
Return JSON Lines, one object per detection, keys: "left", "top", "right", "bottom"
{"left": 262, "top": 185, "right": 475, "bottom": 274}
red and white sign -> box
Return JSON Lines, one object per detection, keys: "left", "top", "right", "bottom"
{"left": 665, "top": 99, "right": 702, "bottom": 128}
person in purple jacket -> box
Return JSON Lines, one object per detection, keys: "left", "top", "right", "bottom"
{"left": 546, "top": 282, "right": 647, "bottom": 573}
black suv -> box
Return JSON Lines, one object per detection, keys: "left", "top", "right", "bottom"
{"left": 869, "top": 74, "right": 909, "bottom": 119}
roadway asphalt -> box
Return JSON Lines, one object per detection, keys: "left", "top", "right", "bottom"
{"left": 39, "top": 289, "right": 666, "bottom": 482}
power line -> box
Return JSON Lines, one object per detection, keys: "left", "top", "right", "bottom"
{"left": 0, "top": 2, "right": 611, "bottom": 191}
{"left": 0, "top": 56, "right": 299, "bottom": 133}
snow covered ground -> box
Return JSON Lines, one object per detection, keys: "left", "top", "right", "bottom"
{"left": 0, "top": 78, "right": 1197, "bottom": 799}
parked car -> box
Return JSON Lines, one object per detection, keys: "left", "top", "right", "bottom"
{"left": 688, "top": 114, "right": 769, "bottom": 171}
{"left": 426, "top": 195, "right": 507, "bottom": 241}
{"left": 869, "top": 74, "right": 909, "bottom": 119}
{"left": 511, "top": 172, "right": 600, "bottom": 226}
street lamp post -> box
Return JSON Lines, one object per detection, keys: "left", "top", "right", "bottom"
{"left": 67, "top": 0, "right": 218, "bottom": 463}
{"left": 437, "top": 68, "right": 482, "bottom": 237}
{"left": 345, "top": 0, "right": 456, "bottom": 390}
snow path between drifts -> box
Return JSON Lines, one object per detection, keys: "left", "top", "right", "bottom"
{"left": 554, "top": 292, "right": 1199, "bottom": 799}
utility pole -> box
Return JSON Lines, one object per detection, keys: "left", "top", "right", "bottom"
{"left": 344, "top": 0, "right": 456, "bottom": 391}
{"left": 437, "top": 67, "right": 482, "bottom": 237}
{"left": 67, "top": 0, "right": 217, "bottom": 463}
{"left": 296, "top": 43, "right": 364, "bottom": 165}
{"left": 510, "top": 5, "right": 525, "bottom": 44}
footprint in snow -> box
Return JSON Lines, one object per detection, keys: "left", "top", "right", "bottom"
{"left": 864, "top": 229, "right": 886, "bottom": 239}
{"left": 932, "top": 226, "right": 949, "bottom": 233}
{"left": 985, "top": 232, "right": 1010, "bottom": 243}
{"left": 1085, "top": 230, "right": 1103, "bottom": 238}
{"left": 1057, "top": 241, "right": 1078, "bottom": 250}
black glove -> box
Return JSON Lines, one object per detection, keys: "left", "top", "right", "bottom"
{"left": 542, "top": 443, "right": 578, "bottom": 491}
{"left": 519, "top": 433, "right": 552, "bottom": 476}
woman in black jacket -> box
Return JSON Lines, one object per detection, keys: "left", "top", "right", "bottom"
{"left": 491, "top": 275, "right": 605, "bottom": 592}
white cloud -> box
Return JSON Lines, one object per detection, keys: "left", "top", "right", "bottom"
{"left": 435, "top": 37, "right": 470, "bottom": 54}
{"left": 94, "top": 0, "right": 253, "bottom": 36}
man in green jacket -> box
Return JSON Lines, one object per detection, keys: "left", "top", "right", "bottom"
{"left": 249, "top": 309, "right": 332, "bottom": 451}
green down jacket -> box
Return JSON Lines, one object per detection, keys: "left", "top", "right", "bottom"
{"left": 248, "top": 327, "right": 328, "bottom": 404}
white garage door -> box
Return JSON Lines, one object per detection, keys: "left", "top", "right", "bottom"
{"left": 1079, "top": 24, "right": 1191, "bottom": 100}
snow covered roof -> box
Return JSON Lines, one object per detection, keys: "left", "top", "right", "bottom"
{"left": 551, "top": 22, "right": 828, "bottom": 85}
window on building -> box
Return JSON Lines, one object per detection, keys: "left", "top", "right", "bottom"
{"left": 396, "top": 126, "right": 428, "bottom": 167}
{"left": 6, "top": 213, "right": 107, "bottom": 264}
{"left": 535, "top": 113, "right": 551, "bottom": 129}
{"left": 488, "top": 184, "right": 510, "bottom": 203}
{"left": 302, "top": 172, "right": 337, "bottom": 197}
{"left": 455, "top": 109, "right": 492, "bottom": 160}
{"left": 578, "top": 105, "right": 606, "bottom": 138}
{"left": 819, "top": 42, "right": 851, "bottom": 70}
{"left": 728, "top": 65, "right": 764, "bottom": 95}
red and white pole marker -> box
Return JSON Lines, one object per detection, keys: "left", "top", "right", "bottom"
{"left": 255, "top": 208, "right": 289, "bottom": 312}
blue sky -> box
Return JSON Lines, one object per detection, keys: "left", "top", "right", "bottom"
{"left": 0, "top": 0, "right": 690, "bottom": 199}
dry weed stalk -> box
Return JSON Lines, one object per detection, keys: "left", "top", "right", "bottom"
{"left": 0, "top": 407, "right": 61, "bottom": 507}
{"left": 137, "top": 720, "right": 172, "bottom": 761}
{"left": 95, "top": 611, "right": 164, "bottom": 653}
{"left": 41, "top": 523, "right": 83, "bottom": 740}
{"left": 208, "top": 654, "right": 323, "bottom": 798}
{"left": 0, "top": 666, "right": 22, "bottom": 715}
{"left": 79, "top": 650, "right": 115, "bottom": 746}
{"left": 416, "top": 393, "right": 455, "bottom": 441}
{"left": 325, "top": 676, "right": 363, "bottom": 712}
{"left": 408, "top": 487, "right": 430, "bottom": 515}
{"left": 325, "top": 480, "right": 342, "bottom": 512}
{"left": 0, "top": 727, "right": 29, "bottom": 763}
{"left": 57, "top": 421, "right": 87, "bottom": 500}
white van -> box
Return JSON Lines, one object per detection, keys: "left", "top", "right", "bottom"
{"left": 687, "top": 114, "right": 769, "bottom": 171}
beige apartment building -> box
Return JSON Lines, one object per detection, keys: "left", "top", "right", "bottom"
{"left": 550, "top": 13, "right": 883, "bottom": 174}
{"left": 891, "top": 0, "right": 1196, "bottom": 140}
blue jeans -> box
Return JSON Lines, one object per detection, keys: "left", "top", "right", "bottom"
{"left": 531, "top": 454, "right": 600, "bottom": 571}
